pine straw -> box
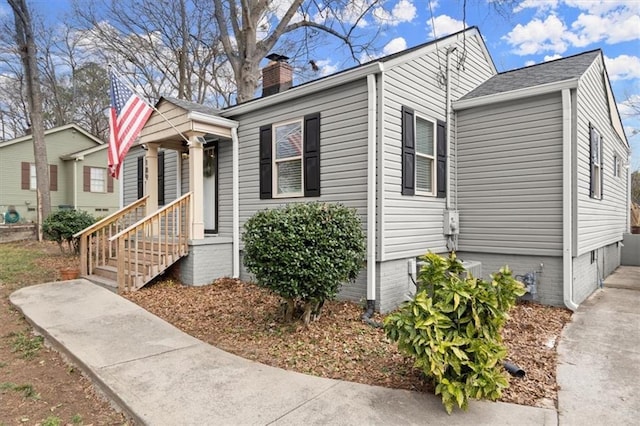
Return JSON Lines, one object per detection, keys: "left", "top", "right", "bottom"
{"left": 125, "top": 277, "right": 572, "bottom": 408}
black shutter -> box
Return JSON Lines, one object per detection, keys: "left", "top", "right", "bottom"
{"left": 436, "top": 120, "right": 446, "bottom": 198}
{"left": 259, "top": 125, "right": 272, "bottom": 199}
{"left": 599, "top": 135, "right": 604, "bottom": 199}
{"left": 137, "top": 156, "right": 144, "bottom": 199}
{"left": 157, "top": 151, "right": 165, "bottom": 205}
{"left": 401, "top": 106, "right": 415, "bottom": 195}
{"left": 304, "top": 112, "right": 321, "bottom": 197}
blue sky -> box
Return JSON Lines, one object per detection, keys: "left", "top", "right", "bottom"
{"left": 344, "top": 0, "right": 640, "bottom": 169}
{"left": 4, "top": 0, "right": 640, "bottom": 168}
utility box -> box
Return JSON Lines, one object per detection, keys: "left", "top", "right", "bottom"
{"left": 443, "top": 210, "right": 459, "bottom": 235}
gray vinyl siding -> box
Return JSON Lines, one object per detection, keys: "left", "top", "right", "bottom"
{"left": 574, "top": 58, "right": 628, "bottom": 255}
{"left": 381, "top": 34, "right": 495, "bottom": 260}
{"left": 161, "top": 150, "right": 179, "bottom": 204}
{"left": 456, "top": 93, "right": 564, "bottom": 256}
{"left": 226, "top": 79, "right": 370, "bottom": 241}
{"left": 216, "top": 141, "right": 233, "bottom": 237}
{"left": 122, "top": 146, "right": 144, "bottom": 206}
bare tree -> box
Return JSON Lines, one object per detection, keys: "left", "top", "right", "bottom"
{"left": 213, "top": 0, "right": 386, "bottom": 103}
{"left": 8, "top": 0, "right": 51, "bottom": 237}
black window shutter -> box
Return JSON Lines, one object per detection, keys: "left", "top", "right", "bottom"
{"left": 589, "top": 124, "right": 596, "bottom": 198}
{"left": 304, "top": 112, "right": 321, "bottom": 197}
{"left": 259, "top": 125, "right": 273, "bottom": 199}
{"left": 401, "top": 106, "right": 415, "bottom": 195}
{"left": 436, "top": 120, "right": 447, "bottom": 198}
{"left": 137, "top": 156, "right": 144, "bottom": 199}
{"left": 157, "top": 151, "right": 165, "bottom": 205}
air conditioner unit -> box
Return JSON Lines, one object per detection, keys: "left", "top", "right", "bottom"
{"left": 462, "top": 260, "right": 482, "bottom": 278}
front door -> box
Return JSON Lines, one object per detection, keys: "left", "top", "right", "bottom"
{"left": 203, "top": 145, "right": 217, "bottom": 233}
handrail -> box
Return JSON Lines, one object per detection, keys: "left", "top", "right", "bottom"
{"left": 74, "top": 196, "right": 149, "bottom": 239}
{"left": 77, "top": 196, "right": 149, "bottom": 277}
{"left": 109, "top": 192, "right": 192, "bottom": 242}
{"left": 110, "top": 192, "right": 191, "bottom": 292}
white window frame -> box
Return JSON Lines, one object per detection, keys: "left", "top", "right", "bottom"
{"left": 613, "top": 153, "right": 621, "bottom": 178}
{"left": 29, "top": 163, "right": 37, "bottom": 190}
{"left": 272, "top": 118, "right": 304, "bottom": 198}
{"left": 590, "top": 126, "right": 603, "bottom": 200}
{"left": 414, "top": 114, "right": 436, "bottom": 196}
{"left": 90, "top": 167, "right": 107, "bottom": 193}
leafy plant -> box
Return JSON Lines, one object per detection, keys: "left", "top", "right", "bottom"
{"left": 384, "top": 252, "right": 525, "bottom": 414}
{"left": 243, "top": 202, "right": 366, "bottom": 325}
{"left": 43, "top": 209, "right": 95, "bottom": 254}
{"left": 41, "top": 416, "right": 62, "bottom": 426}
{"left": 1, "top": 382, "right": 39, "bottom": 399}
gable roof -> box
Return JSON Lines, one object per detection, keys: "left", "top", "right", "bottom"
{"left": 222, "top": 27, "right": 493, "bottom": 117}
{"left": 161, "top": 96, "right": 220, "bottom": 116}
{"left": 0, "top": 123, "right": 104, "bottom": 149}
{"left": 460, "top": 50, "right": 600, "bottom": 100}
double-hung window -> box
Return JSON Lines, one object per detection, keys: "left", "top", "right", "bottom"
{"left": 259, "top": 113, "right": 320, "bottom": 199}
{"left": 90, "top": 167, "right": 106, "bottom": 192}
{"left": 274, "top": 120, "right": 303, "bottom": 196}
{"left": 415, "top": 116, "right": 436, "bottom": 195}
{"left": 589, "top": 124, "right": 603, "bottom": 199}
{"left": 29, "top": 163, "right": 37, "bottom": 190}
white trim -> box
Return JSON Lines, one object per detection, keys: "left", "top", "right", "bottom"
{"left": 0, "top": 123, "right": 104, "bottom": 148}
{"left": 562, "top": 88, "right": 578, "bottom": 311}
{"left": 221, "top": 63, "right": 384, "bottom": 117}
{"left": 378, "top": 67, "right": 387, "bottom": 262}
{"left": 272, "top": 118, "right": 304, "bottom": 198}
{"left": 414, "top": 114, "right": 437, "bottom": 197}
{"left": 187, "top": 111, "right": 239, "bottom": 129}
{"left": 231, "top": 127, "right": 240, "bottom": 279}
{"left": 366, "top": 74, "right": 377, "bottom": 301}
{"left": 453, "top": 78, "right": 579, "bottom": 111}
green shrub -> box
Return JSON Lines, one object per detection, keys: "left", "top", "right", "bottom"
{"left": 243, "top": 202, "right": 366, "bottom": 324}
{"left": 43, "top": 210, "right": 95, "bottom": 254}
{"left": 384, "top": 252, "right": 525, "bottom": 414}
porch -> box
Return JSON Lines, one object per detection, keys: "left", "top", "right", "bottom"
{"left": 76, "top": 97, "right": 240, "bottom": 292}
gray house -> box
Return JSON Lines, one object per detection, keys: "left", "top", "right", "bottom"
{"left": 79, "top": 27, "right": 629, "bottom": 313}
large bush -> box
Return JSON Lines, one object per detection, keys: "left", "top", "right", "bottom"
{"left": 43, "top": 209, "right": 95, "bottom": 254}
{"left": 243, "top": 202, "right": 366, "bottom": 324}
{"left": 384, "top": 252, "right": 525, "bottom": 414}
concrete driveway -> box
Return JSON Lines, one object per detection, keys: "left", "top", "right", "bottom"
{"left": 556, "top": 266, "right": 640, "bottom": 425}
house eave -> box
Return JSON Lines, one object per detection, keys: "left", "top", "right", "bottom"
{"left": 221, "top": 62, "right": 384, "bottom": 117}
{"left": 187, "top": 111, "right": 239, "bottom": 130}
{"left": 453, "top": 78, "right": 579, "bottom": 111}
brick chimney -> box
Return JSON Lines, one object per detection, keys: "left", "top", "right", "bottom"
{"left": 262, "top": 53, "right": 293, "bottom": 97}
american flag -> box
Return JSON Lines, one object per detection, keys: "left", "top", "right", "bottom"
{"left": 108, "top": 71, "right": 153, "bottom": 178}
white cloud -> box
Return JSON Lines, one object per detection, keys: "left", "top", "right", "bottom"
{"left": 374, "top": 0, "right": 417, "bottom": 26}
{"left": 544, "top": 54, "right": 563, "bottom": 61}
{"left": 426, "top": 15, "right": 466, "bottom": 39}
{"left": 618, "top": 94, "right": 640, "bottom": 117}
{"left": 604, "top": 55, "right": 640, "bottom": 81}
{"left": 524, "top": 60, "right": 536, "bottom": 66}
{"left": 314, "top": 59, "right": 339, "bottom": 77}
{"left": 502, "top": 15, "right": 569, "bottom": 55}
{"left": 383, "top": 37, "right": 407, "bottom": 55}
{"left": 510, "top": 1, "right": 640, "bottom": 53}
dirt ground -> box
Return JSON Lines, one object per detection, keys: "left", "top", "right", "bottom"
{"left": 1, "top": 240, "right": 573, "bottom": 423}
{"left": 0, "top": 241, "right": 130, "bottom": 426}
{"left": 126, "top": 277, "right": 573, "bottom": 409}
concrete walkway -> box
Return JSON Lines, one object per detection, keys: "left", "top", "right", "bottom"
{"left": 10, "top": 280, "right": 556, "bottom": 426}
{"left": 556, "top": 266, "right": 640, "bottom": 425}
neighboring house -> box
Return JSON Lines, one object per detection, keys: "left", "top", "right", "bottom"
{"left": 0, "top": 124, "right": 119, "bottom": 223}
{"left": 87, "top": 26, "right": 628, "bottom": 313}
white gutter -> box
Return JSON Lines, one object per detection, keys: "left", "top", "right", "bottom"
{"left": 187, "top": 111, "right": 239, "bottom": 129}
{"left": 445, "top": 46, "right": 457, "bottom": 210}
{"left": 453, "top": 78, "right": 579, "bottom": 111}
{"left": 231, "top": 126, "right": 240, "bottom": 278}
{"left": 562, "top": 88, "right": 578, "bottom": 311}
{"left": 366, "top": 73, "right": 378, "bottom": 302}
{"left": 221, "top": 62, "right": 384, "bottom": 117}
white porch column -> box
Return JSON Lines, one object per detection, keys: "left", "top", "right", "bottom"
{"left": 145, "top": 142, "right": 160, "bottom": 216}
{"left": 188, "top": 133, "right": 205, "bottom": 240}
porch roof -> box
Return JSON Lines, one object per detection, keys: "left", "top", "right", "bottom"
{"left": 139, "top": 97, "right": 238, "bottom": 151}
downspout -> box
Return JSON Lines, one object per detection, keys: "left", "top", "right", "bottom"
{"left": 445, "top": 46, "right": 457, "bottom": 211}
{"left": 73, "top": 158, "right": 80, "bottom": 209}
{"left": 562, "top": 88, "right": 579, "bottom": 311}
{"left": 231, "top": 126, "right": 240, "bottom": 278}
{"left": 363, "top": 69, "right": 380, "bottom": 322}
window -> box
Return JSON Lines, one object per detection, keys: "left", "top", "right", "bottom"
{"left": 259, "top": 113, "right": 320, "bottom": 199}
{"left": 415, "top": 116, "right": 436, "bottom": 194}
{"left": 401, "top": 106, "right": 446, "bottom": 198}
{"left": 29, "top": 163, "right": 37, "bottom": 190}
{"left": 90, "top": 167, "right": 106, "bottom": 192}
{"left": 589, "top": 124, "right": 603, "bottom": 199}
{"left": 274, "top": 120, "right": 303, "bottom": 196}
{"left": 613, "top": 154, "right": 621, "bottom": 178}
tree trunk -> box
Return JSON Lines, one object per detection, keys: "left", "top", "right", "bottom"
{"left": 236, "top": 59, "right": 260, "bottom": 103}
{"left": 10, "top": 0, "right": 51, "bottom": 239}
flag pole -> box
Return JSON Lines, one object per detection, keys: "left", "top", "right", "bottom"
{"left": 109, "top": 65, "right": 193, "bottom": 146}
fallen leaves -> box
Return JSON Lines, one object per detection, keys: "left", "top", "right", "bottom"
{"left": 125, "top": 277, "right": 572, "bottom": 408}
